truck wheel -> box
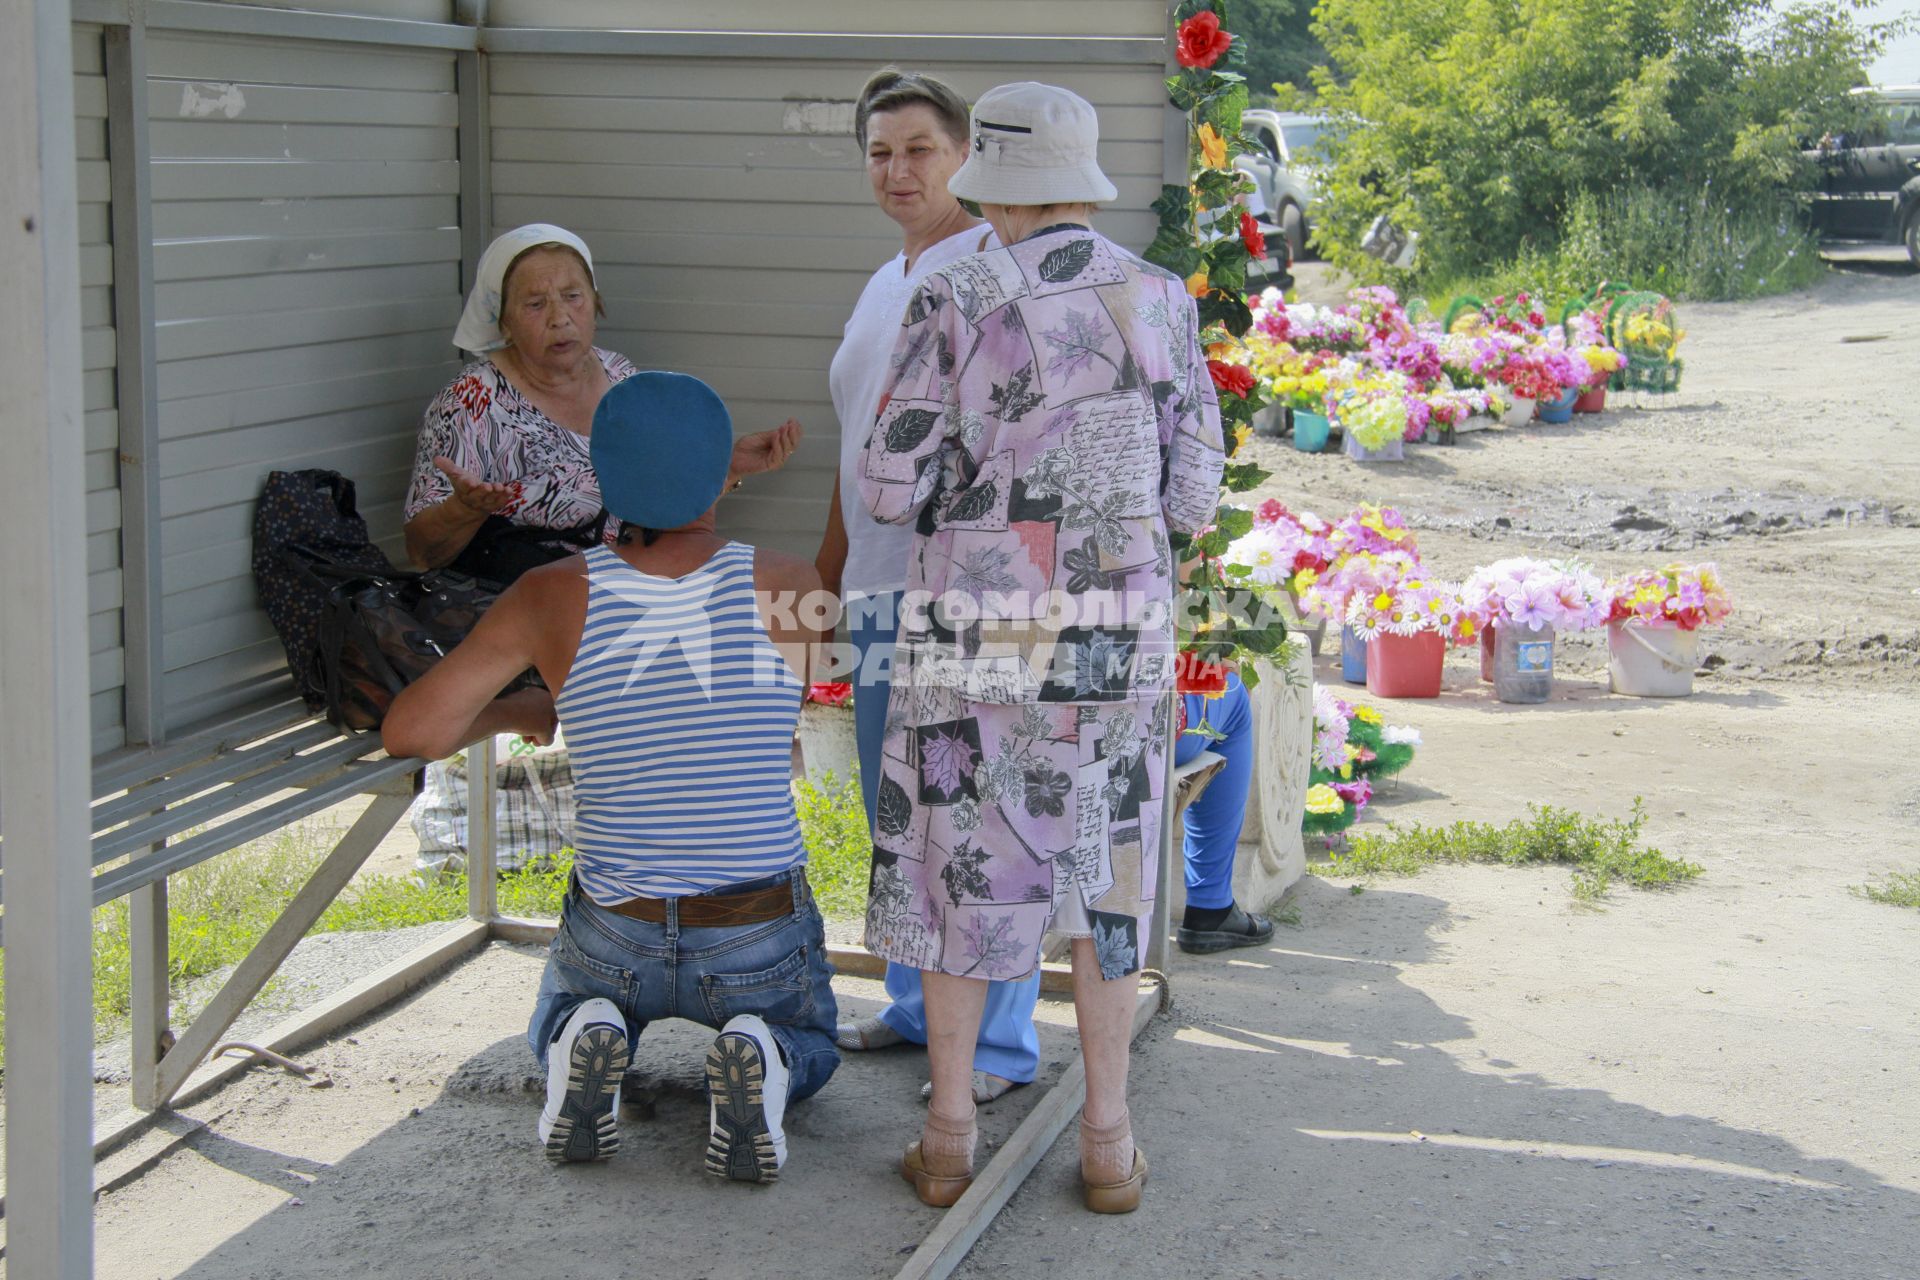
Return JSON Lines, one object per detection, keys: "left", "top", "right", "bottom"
{"left": 1281, "top": 203, "right": 1308, "bottom": 261}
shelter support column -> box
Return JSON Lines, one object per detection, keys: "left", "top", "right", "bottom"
{"left": 1, "top": 0, "right": 98, "bottom": 1273}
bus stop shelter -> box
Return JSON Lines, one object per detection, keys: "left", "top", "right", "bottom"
{"left": 2, "top": 1, "right": 1203, "bottom": 1274}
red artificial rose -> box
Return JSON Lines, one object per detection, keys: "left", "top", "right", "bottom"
{"left": 1175, "top": 11, "right": 1233, "bottom": 69}
{"left": 1239, "top": 210, "right": 1267, "bottom": 261}
{"left": 1207, "top": 358, "right": 1257, "bottom": 399}
{"left": 1175, "top": 649, "right": 1230, "bottom": 696}
{"left": 805, "top": 681, "right": 853, "bottom": 708}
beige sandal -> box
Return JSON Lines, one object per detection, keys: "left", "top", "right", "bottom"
{"left": 835, "top": 1016, "right": 907, "bottom": 1052}
{"left": 919, "top": 1071, "right": 1027, "bottom": 1105}
{"left": 901, "top": 1105, "right": 977, "bottom": 1207}
{"left": 1079, "top": 1111, "right": 1148, "bottom": 1214}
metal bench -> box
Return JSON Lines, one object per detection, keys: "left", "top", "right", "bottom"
{"left": 0, "top": 697, "right": 428, "bottom": 1112}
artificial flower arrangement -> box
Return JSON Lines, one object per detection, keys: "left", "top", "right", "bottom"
{"left": 1331, "top": 381, "right": 1414, "bottom": 451}
{"left": 1605, "top": 563, "right": 1733, "bottom": 630}
{"left": 1303, "top": 685, "right": 1421, "bottom": 837}
{"left": 1565, "top": 309, "right": 1627, "bottom": 387}
{"left": 1499, "top": 341, "right": 1586, "bottom": 404}
{"left": 1342, "top": 568, "right": 1478, "bottom": 647}
{"left": 1461, "top": 557, "right": 1610, "bottom": 634}
{"left": 805, "top": 682, "right": 853, "bottom": 707}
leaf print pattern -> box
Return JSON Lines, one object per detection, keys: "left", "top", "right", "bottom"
{"left": 1018, "top": 447, "right": 1076, "bottom": 500}
{"left": 1063, "top": 539, "right": 1114, "bottom": 593}
{"left": 940, "top": 839, "right": 993, "bottom": 907}
{"left": 960, "top": 914, "right": 1023, "bottom": 977}
{"left": 1038, "top": 238, "right": 1095, "bottom": 283}
{"left": 1040, "top": 307, "right": 1113, "bottom": 380}
{"left": 945, "top": 481, "right": 998, "bottom": 524}
{"left": 1091, "top": 913, "right": 1140, "bottom": 980}
{"left": 1016, "top": 704, "right": 1052, "bottom": 741}
{"left": 885, "top": 408, "right": 940, "bottom": 454}
{"left": 1022, "top": 766, "right": 1071, "bottom": 818}
{"left": 1070, "top": 631, "right": 1133, "bottom": 699}
{"left": 1101, "top": 710, "right": 1143, "bottom": 765}
{"left": 987, "top": 363, "right": 1044, "bottom": 422}
{"left": 922, "top": 725, "right": 979, "bottom": 797}
{"left": 952, "top": 545, "right": 1019, "bottom": 599}
{"left": 1062, "top": 492, "right": 1134, "bottom": 556}
{"left": 877, "top": 773, "right": 914, "bottom": 838}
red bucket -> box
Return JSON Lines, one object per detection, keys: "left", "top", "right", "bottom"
{"left": 1366, "top": 631, "right": 1445, "bottom": 699}
{"left": 1573, "top": 386, "right": 1607, "bottom": 414}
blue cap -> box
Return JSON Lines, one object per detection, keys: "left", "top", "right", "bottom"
{"left": 589, "top": 371, "right": 732, "bottom": 529}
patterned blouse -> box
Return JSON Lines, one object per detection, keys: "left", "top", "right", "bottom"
{"left": 857, "top": 226, "right": 1225, "bottom": 703}
{"left": 403, "top": 347, "right": 638, "bottom": 536}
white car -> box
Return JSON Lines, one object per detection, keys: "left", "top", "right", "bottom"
{"left": 1236, "top": 109, "right": 1328, "bottom": 259}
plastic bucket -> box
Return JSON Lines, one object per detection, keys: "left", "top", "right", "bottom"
{"left": 1493, "top": 623, "right": 1555, "bottom": 703}
{"left": 1500, "top": 395, "right": 1536, "bottom": 427}
{"left": 1342, "top": 431, "right": 1404, "bottom": 462}
{"left": 1292, "top": 410, "right": 1330, "bottom": 452}
{"left": 1340, "top": 625, "right": 1368, "bottom": 684}
{"left": 1573, "top": 386, "right": 1607, "bottom": 414}
{"left": 1366, "top": 631, "right": 1445, "bottom": 699}
{"left": 1536, "top": 388, "right": 1578, "bottom": 423}
{"left": 1252, "top": 405, "right": 1286, "bottom": 438}
{"left": 1608, "top": 621, "right": 1698, "bottom": 697}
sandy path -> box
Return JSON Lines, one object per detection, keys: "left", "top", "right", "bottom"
{"left": 75, "top": 262, "right": 1920, "bottom": 1280}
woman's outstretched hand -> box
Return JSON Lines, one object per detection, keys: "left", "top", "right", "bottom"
{"left": 729, "top": 419, "right": 803, "bottom": 482}
{"left": 434, "top": 456, "right": 517, "bottom": 516}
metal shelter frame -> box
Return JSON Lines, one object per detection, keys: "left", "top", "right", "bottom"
{"left": 2, "top": 3, "right": 1189, "bottom": 1276}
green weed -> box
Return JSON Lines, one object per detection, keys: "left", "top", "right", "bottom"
{"left": 794, "top": 771, "right": 874, "bottom": 921}
{"left": 1852, "top": 872, "right": 1920, "bottom": 911}
{"left": 1317, "top": 801, "right": 1701, "bottom": 902}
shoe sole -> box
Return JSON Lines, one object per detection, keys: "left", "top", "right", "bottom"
{"left": 705, "top": 1032, "right": 781, "bottom": 1184}
{"left": 544, "top": 1025, "right": 628, "bottom": 1164}
{"left": 1175, "top": 926, "right": 1275, "bottom": 955}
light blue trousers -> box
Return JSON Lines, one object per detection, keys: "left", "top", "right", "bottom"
{"left": 849, "top": 591, "right": 1041, "bottom": 1083}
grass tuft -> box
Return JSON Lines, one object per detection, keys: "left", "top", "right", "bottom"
{"left": 1852, "top": 872, "right": 1920, "bottom": 911}
{"left": 1317, "top": 801, "right": 1701, "bottom": 902}
{"left": 794, "top": 771, "right": 874, "bottom": 921}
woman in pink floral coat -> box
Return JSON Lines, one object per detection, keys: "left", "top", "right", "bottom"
{"left": 856, "top": 83, "right": 1223, "bottom": 1214}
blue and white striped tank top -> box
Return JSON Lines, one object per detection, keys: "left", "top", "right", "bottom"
{"left": 557, "top": 542, "right": 805, "bottom": 901}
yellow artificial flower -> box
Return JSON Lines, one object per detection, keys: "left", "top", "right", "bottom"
{"left": 1231, "top": 422, "right": 1251, "bottom": 454}
{"left": 1292, "top": 567, "right": 1319, "bottom": 593}
{"left": 1186, "top": 269, "right": 1211, "bottom": 298}
{"left": 1304, "top": 783, "right": 1345, "bottom": 816}
{"left": 1197, "top": 123, "right": 1228, "bottom": 171}
{"left": 1352, "top": 705, "right": 1383, "bottom": 725}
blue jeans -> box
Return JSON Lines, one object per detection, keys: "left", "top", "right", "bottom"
{"left": 1173, "top": 672, "right": 1254, "bottom": 910}
{"left": 527, "top": 869, "right": 840, "bottom": 1103}
{"left": 849, "top": 590, "right": 1041, "bottom": 1082}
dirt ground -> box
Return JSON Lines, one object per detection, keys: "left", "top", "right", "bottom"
{"left": 74, "top": 256, "right": 1920, "bottom": 1280}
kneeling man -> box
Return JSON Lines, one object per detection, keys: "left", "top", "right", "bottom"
{"left": 384, "top": 372, "right": 837, "bottom": 1181}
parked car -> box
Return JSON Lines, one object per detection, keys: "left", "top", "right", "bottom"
{"left": 1804, "top": 84, "right": 1920, "bottom": 267}
{"left": 1236, "top": 109, "right": 1328, "bottom": 259}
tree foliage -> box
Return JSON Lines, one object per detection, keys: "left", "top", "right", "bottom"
{"left": 1234, "top": 0, "right": 1327, "bottom": 98}
{"left": 1307, "top": 0, "right": 1890, "bottom": 284}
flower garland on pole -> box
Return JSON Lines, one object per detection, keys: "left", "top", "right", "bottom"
{"left": 1152, "top": 1, "right": 1289, "bottom": 706}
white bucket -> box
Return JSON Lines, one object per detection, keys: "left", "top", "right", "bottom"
{"left": 1500, "top": 395, "right": 1536, "bottom": 427}
{"left": 1608, "top": 621, "right": 1699, "bottom": 697}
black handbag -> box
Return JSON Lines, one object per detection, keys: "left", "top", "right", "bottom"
{"left": 447, "top": 509, "right": 608, "bottom": 587}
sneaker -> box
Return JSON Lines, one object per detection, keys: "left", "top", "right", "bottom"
{"left": 1176, "top": 904, "right": 1276, "bottom": 955}
{"left": 538, "top": 997, "right": 629, "bottom": 1164}
{"left": 704, "top": 1014, "right": 790, "bottom": 1183}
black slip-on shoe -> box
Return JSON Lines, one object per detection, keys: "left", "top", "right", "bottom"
{"left": 1176, "top": 905, "right": 1276, "bottom": 955}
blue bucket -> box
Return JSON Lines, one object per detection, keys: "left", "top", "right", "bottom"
{"left": 1340, "top": 625, "right": 1368, "bottom": 684}
{"left": 1537, "top": 388, "right": 1578, "bottom": 423}
{"left": 1292, "top": 410, "right": 1331, "bottom": 452}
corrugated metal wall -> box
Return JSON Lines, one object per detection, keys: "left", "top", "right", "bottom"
{"left": 146, "top": 31, "right": 465, "bottom": 733}
{"left": 487, "top": 9, "right": 1170, "bottom": 555}
{"left": 58, "top": 2, "right": 1173, "bottom": 749}
{"left": 75, "top": 23, "right": 128, "bottom": 756}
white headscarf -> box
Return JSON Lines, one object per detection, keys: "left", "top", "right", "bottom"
{"left": 452, "top": 223, "right": 596, "bottom": 354}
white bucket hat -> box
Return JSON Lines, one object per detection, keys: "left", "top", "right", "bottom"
{"left": 946, "top": 82, "right": 1119, "bottom": 206}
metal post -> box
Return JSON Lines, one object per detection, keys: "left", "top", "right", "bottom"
{"left": 127, "top": 878, "right": 171, "bottom": 1108}
{"left": 1144, "top": 689, "right": 1178, "bottom": 976}
{"left": 454, "top": 0, "right": 490, "bottom": 292}
{"left": 104, "top": 17, "right": 161, "bottom": 747}
{"left": 467, "top": 734, "right": 498, "bottom": 921}
{"left": 2, "top": 0, "right": 99, "bottom": 1273}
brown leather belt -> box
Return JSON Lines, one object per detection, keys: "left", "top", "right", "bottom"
{"left": 600, "top": 874, "right": 802, "bottom": 927}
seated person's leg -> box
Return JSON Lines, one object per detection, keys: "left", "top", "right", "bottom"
{"left": 1175, "top": 677, "right": 1275, "bottom": 953}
